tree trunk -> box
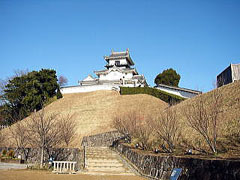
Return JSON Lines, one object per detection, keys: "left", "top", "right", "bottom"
{"left": 40, "top": 147, "right": 44, "bottom": 168}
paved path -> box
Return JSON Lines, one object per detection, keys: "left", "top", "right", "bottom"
{"left": 0, "top": 162, "right": 28, "bottom": 170}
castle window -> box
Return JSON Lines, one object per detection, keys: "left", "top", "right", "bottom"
{"left": 115, "top": 61, "right": 120, "bottom": 66}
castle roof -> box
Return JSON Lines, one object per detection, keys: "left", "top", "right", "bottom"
{"left": 82, "top": 75, "right": 96, "bottom": 81}
{"left": 104, "top": 49, "right": 134, "bottom": 66}
{"left": 94, "top": 67, "right": 138, "bottom": 76}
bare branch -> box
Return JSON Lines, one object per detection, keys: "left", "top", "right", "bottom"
{"left": 0, "top": 130, "right": 5, "bottom": 147}
{"left": 26, "top": 108, "right": 62, "bottom": 167}
{"left": 59, "top": 112, "right": 77, "bottom": 147}
{"left": 184, "top": 89, "right": 223, "bottom": 154}
{"left": 113, "top": 111, "right": 153, "bottom": 150}
{"left": 58, "top": 75, "right": 68, "bottom": 87}
{"left": 151, "top": 108, "right": 181, "bottom": 153}
{"left": 9, "top": 123, "right": 29, "bottom": 160}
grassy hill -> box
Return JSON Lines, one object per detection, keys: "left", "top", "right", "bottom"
{"left": 109, "top": 81, "right": 240, "bottom": 157}
{"left": 2, "top": 90, "right": 168, "bottom": 148}
{"left": 155, "top": 81, "right": 240, "bottom": 156}
{"left": 2, "top": 81, "right": 239, "bottom": 155}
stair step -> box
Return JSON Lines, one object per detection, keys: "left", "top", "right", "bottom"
{"left": 81, "top": 171, "right": 135, "bottom": 176}
{"left": 87, "top": 159, "right": 119, "bottom": 163}
{"left": 88, "top": 162, "right": 123, "bottom": 166}
{"left": 87, "top": 164, "right": 124, "bottom": 168}
{"left": 85, "top": 147, "right": 135, "bottom": 176}
{"left": 86, "top": 156, "right": 118, "bottom": 159}
{"left": 87, "top": 153, "right": 117, "bottom": 156}
{"left": 87, "top": 167, "right": 128, "bottom": 172}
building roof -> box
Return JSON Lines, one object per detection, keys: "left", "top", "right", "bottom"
{"left": 94, "top": 67, "right": 138, "bottom": 76}
{"left": 104, "top": 49, "right": 135, "bottom": 66}
{"left": 82, "top": 75, "right": 96, "bottom": 81}
{"left": 156, "top": 84, "right": 202, "bottom": 94}
{"left": 132, "top": 75, "right": 145, "bottom": 80}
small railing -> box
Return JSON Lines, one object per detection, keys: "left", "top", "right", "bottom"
{"left": 52, "top": 161, "right": 77, "bottom": 174}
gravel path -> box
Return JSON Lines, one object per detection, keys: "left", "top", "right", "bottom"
{"left": 0, "top": 162, "right": 28, "bottom": 170}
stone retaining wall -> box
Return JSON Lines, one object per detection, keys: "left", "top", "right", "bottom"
{"left": 81, "top": 131, "right": 126, "bottom": 147}
{"left": 113, "top": 143, "right": 240, "bottom": 180}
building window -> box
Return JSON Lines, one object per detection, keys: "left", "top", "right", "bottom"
{"left": 115, "top": 61, "right": 120, "bottom": 66}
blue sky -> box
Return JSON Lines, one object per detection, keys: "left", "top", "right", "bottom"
{"left": 0, "top": 0, "right": 239, "bottom": 92}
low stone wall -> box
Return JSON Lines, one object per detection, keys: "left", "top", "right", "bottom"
{"left": 0, "top": 147, "right": 82, "bottom": 169}
{"left": 113, "top": 143, "right": 240, "bottom": 180}
{"left": 81, "top": 131, "right": 126, "bottom": 147}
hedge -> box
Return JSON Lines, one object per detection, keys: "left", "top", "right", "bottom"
{"left": 120, "top": 87, "right": 185, "bottom": 104}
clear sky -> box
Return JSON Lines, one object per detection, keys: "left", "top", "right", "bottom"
{"left": 0, "top": 0, "right": 239, "bottom": 92}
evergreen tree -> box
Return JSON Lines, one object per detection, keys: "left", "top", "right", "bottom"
{"left": 154, "top": 68, "right": 181, "bottom": 87}
{"left": 1, "top": 69, "right": 61, "bottom": 124}
{"left": 56, "top": 87, "right": 63, "bottom": 99}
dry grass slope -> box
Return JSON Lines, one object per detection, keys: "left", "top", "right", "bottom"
{"left": 169, "top": 81, "right": 240, "bottom": 154}
{"left": 2, "top": 90, "right": 168, "bottom": 148}
{"left": 3, "top": 81, "right": 239, "bottom": 154}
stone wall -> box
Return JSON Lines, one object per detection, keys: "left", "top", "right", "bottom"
{"left": 0, "top": 147, "right": 82, "bottom": 169}
{"left": 113, "top": 143, "right": 240, "bottom": 180}
{"left": 81, "top": 131, "right": 126, "bottom": 147}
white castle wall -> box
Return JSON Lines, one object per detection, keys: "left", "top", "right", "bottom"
{"left": 99, "top": 71, "right": 133, "bottom": 81}
{"left": 60, "top": 84, "right": 119, "bottom": 94}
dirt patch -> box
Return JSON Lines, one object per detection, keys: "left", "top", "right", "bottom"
{"left": 0, "top": 169, "right": 146, "bottom": 180}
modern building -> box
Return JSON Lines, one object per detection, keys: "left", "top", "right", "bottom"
{"left": 155, "top": 84, "right": 201, "bottom": 99}
{"left": 61, "top": 49, "right": 147, "bottom": 94}
{"left": 217, "top": 63, "right": 240, "bottom": 87}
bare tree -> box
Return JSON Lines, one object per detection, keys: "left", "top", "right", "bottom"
{"left": 184, "top": 89, "right": 223, "bottom": 154}
{"left": 113, "top": 111, "right": 152, "bottom": 150}
{"left": 0, "top": 130, "right": 5, "bottom": 147}
{"left": 58, "top": 75, "right": 68, "bottom": 87}
{"left": 59, "top": 112, "right": 77, "bottom": 147}
{"left": 113, "top": 111, "right": 139, "bottom": 138}
{"left": 9, "top": 123, "right": 29, "bottom": 160}
{"left": 225, "top": 97, "right": 240, "bottom": 148}
{"left": 135, "top": 115, "right": 152, "bottom": 150}
{"left": 27, "top": 108, "right": 62, "bottom": 167}
{"left": 151, "top": 108, "right": 181, "bottom": 153}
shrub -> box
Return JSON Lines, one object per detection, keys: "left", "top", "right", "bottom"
{"left": 7, "top": 150, "right": 15, "bottom": 158}
{"left": 2, "top": 149, "right": 7, "bottom": 156}
{"left": 120, "top": 87, "right": 185, "bottom": 104}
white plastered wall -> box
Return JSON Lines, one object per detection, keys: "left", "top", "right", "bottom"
{"left": 60, "top": 85, "right": 119, "bottom": 94}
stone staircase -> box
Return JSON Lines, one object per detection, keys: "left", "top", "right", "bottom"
{"left": 84, "top": 147, "right": 135, "bottom": 175}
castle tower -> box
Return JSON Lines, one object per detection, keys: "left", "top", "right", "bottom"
{"left": 80, "top": 49, "right": 146, "bottom": 87}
